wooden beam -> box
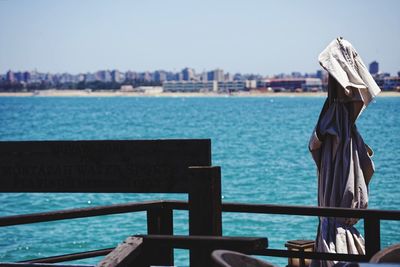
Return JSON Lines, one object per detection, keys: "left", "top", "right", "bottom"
{"left": 364, "top": 217, "right": 381, "bottom": 259}
{"left": 0, "top": 201, "right": 163, "bottom": 227}
{"left": 218, "top": 202, "right": 400, "bottom": 220}
{"left": 96, "top": 237, "right": 143, "bottom": 267}
{"left": 189, "top": 166, "right": 222, "bottom": 236}
{"left": 137, "top": 234, "right": 267, "bottom": 251}
{"left": 146, "top": 207, "right": 174, "bottom": 265}
{"left": 188, "top": 166, "right": 222, "bottom": 267}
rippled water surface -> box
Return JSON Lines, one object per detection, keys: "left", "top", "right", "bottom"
{"left": 0, "top": 96, "right": 399, "bottom": 266}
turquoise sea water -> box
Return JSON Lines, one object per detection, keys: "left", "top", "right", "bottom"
{"left": 0, "top": 96, "right": 399, "bottom": 266}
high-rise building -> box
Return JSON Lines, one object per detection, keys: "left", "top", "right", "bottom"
{"left": 207, "top": 69, "right": 224, "bottom": 82}
{"left": 154, "top": 71, "right": 167, "bottom": 82}
{"left": 77, "top": 74, "right": 85, "bottom": 82}
{"left": 182, "top": 68, "right": 195, "bottom": 81}
{"left": 224, "top": 73, "right": 233, "bottom": 82}
{"left": 369, "top": 61, "right": 379, "bottom": 75}
{"left": 96, "top": 70, "right": 112, "bottom": 82}
{"left": 316, "top": 70, "right": 323, "bottom": 79}
{"left": 111, "top": 70, "right": 123, "bottom": 83}
{"left": 29, "top": 70, "right": 40, "bottom": 83}
{"left": 59, "top": 73, "right": 75, "bottom": 83}
{"left": 14, "top": 72, "right": 24, "bottom": 82}
{"left": 6, "top": 70, "right": 15, "bottom": 82}
{"left": 23, "top": 71, "right": 31, "bottom": 83}
{"left": 125, "top": 71, "right": 137, "bottom": 81}
{"left": 84, "top": 73, "right": 96, "bottom": 82}
{"left": 44, "top": 73, "right": 54, "bottom": 83}
{"left": 200, "top": 72, "right": 208, "bottom": 82}
{"left": 166, "top": 72, "right": 176, "bottom": 81}
{"left": 141, "top": 72, "right": 152, "bottom": 82}
{"left": 175, "top": 72, "right": 183, "bottom": 81}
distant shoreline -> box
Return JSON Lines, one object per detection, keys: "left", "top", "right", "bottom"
{"left": 0, "top": 90, "right": 399, "bottom": 97}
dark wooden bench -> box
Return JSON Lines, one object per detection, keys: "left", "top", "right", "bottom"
{"left": 0, "top": 139, "right": 224, "bottom": 266}
{"left": 0, "top": 139, "right": 270, "bottom": 266}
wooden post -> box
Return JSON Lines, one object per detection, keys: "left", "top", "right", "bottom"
{"left": 145, "top": 206, "right": 174, "bottom": 265}
{"left": 188, "top": 166, "right": 222, "bottom": 267}
{"left": 364, "top": 217, "right": 381, "bottom": 259}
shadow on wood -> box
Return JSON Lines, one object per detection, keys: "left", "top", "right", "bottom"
{"left": 133, "top": 235, "right": 268, "bottom": 267}
{"left": 212, "top": 250, "right": 277, "bottom": 267}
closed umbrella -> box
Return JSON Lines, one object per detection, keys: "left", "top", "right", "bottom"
{"left": 309, "top": 37, "right": 381, "bottom": 267}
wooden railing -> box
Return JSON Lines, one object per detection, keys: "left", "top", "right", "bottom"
{"left": 1, "top": 200, "right": 399, "bottom": 266}
{"left": 169, "top": 200, "right": 400, "bottom": 262}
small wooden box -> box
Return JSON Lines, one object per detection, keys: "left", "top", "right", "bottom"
{"left": 285, "top": 240, "right": 315, "bottom": 267}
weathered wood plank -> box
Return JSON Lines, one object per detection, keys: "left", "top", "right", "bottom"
{"left": 136, "top": 235, "right": 268, "bottom": 251}
{"left": 0, "top": 139, "right": 211, "bottom": 193}
{"left": 20, "top": 248, "right": 113, "bottom": 264}
{"left": 96, "top": 237, "right": 143, "bottom": 267}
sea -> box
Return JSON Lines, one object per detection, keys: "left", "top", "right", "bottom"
{"left": 0, "top": 96, "right": 399, "bottom": 266}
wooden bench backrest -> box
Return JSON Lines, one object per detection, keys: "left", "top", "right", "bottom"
{"left": 0, "top": 139, "right": 211, "bottom": 193}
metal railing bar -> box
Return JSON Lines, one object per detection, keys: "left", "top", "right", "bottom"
{"left": 0, "top": 201, "right": 163, "bottom": 227}
{"left": 19, "top": 248, "right": 114, "bottom": 264}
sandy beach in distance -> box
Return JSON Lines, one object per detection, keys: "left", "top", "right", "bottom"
{"left": 0, "top": 89, "right": 399, "bottom": 97}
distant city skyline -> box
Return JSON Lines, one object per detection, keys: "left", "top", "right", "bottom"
{"left": 1, "top": 60, "right": 395, "bottom": 79}
{"left": 2, "top": 66, "right": 326, "bottom": 77}
{"left": 2, "top": 64, "right": 399, "bottom": 92}
{"left": 1, "top": 0, "right": 399, "bottom": 75}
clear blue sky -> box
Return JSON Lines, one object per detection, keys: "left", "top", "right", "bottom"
{"left": 0, "top": 0, "right": 399, "bottom": 75}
